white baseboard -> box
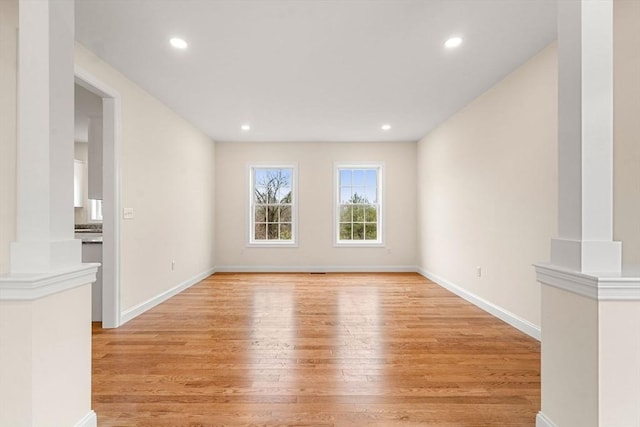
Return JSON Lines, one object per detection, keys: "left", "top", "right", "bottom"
{"left": 74, "top": 411, "right": 97, "bottom": 427}
{"left": 536, "top": 412, "right": 557, "bottom": 427}
{"left": 120, "top": 267, "right": 216, "bottom": 325}
{"left": 417, "top": 267, "right": 541, "bottom": 341}
{"left": 213, "top": 265, "right": 417, "bottom": 273}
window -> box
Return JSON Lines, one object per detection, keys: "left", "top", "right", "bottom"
{"left": 90, "top": 199, "right": 103, "bottom": 221}
{"left": 249, "top": 165, "right": 297, "bottom": 245}
{"left": 335, "top": 163, "right": 383, "bottom": 245}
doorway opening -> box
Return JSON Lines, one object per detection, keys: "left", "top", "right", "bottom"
{"left": 75, "top": 67, "right": 121, "bottom": 328}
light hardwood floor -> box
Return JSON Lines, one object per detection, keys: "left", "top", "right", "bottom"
{"left": 92, "top": 273, "right": 540, "bottom": 426}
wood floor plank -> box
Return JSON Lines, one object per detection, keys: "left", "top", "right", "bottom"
{"left": 93, "top": 273, "right": 540, "bottom": 426}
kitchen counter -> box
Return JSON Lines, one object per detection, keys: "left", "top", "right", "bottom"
{"left": 75, "top": 223, "right": 103, "bottom": 244}
{"left": 75, "top": 233, "right": 103, "bottom": 244}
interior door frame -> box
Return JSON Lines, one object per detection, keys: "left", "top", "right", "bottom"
{"left": 75, "top": 66, "right": 122, "bottom": 328}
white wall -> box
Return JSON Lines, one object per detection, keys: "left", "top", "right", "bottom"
{"left": 0, "top": 301, "right": 30, "bottom": 425}
{"left": 613, "top": 0, "right": 640, "bottom": 267}
{"left": 598, "top": 2, "right": 640, "bottom": 424}
{"left": 599, "top": 300, "right": 640, "bottom": 426}
{"left": 541, "top": 286, "right": 599, "bottom": 427}
{"left": 417, "top": 43, "right": 558, "bottom": 328}
{"left": 75, "top": 44, "right": 216, "bottom": 313}
{"left": 0, "top": 0, "right": 17, "bottom": 275}
{"left": 598, "top": 301, "right": 640, "bottom": 426}
{"left": 0, "top": 286, "right": 93, "bottom": 427}
{"left": 215, "top": 141, "right": 417, "bottom": 270}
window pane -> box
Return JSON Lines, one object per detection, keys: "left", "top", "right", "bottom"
{"left": 353, "top": 169, "right": 365, "bottom": 185}
{"left": 280, "top": 223, "right": 292, "bottom": 240}
{"left": 339, "top": 223, "right": 352, "bottom": 240}
{"left": 266, "top": 168, "right": 278, "bottom": 178}
{"left": 254, "top": 169, "right": 268, "bottom": 185}
{"left": 280, "top": 168, "right": 292, "bottom": 183}
{"left": 353, "top": 205, "right": 365, "bottom": 222}
{"left": 339, "top": 205, "right": 352, "bottom": 222}
{"left": 266, "top": 206, "right": 280, "bottom": 222}
{"left": 365, "top": 187, "right": 377, "bottom": 204}
{"left": 267, "top": 223, "right": 279, "bottom": 240}
{"left": 255, "top": 168, "right": 292, "bottom": 203}
{"left": 280, "top": 205, "right": 292, "bottom": 222}
{"left": 266, "top": 189, "right": 278, "bottom": 204}
{"left": 365, "top": 223, "right": 377, "bottom": 240}
{"left": 352, "top": 187, "right": 366, "bottom": 203}
{"left": 278, "top": 188, "right": 292, "bottom": 203}
{"left": 340, "top": 187, "right": 351, "bottom": 204}
{"left": 340, "top": 169, "right": 351, "bottom": 186}
{"left": 255, "top": 223, "right": 266, "bottom": 240}
{"left": 353, "top": 223, "right": 364, "bottom": 240}
{"left": 276, "top": 168, "right": 292, "bottom": 202}
{"left": 366, "top": 169, "right": 377, "bottom": 186}
{"left": 255, "top": 206, "right": 266, "bottom": 222}
{"left": 365, "top": 205, "right": 377, "bottom": 222}
{"left": 254, "top": 187, "right": 267, "bottom": 203}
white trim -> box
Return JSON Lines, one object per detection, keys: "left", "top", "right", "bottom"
{"left": 333, "top": 241, "right": 386, "bottom": 248}
{"left": 333, "top": 162, "right": 385, "bottom": 247}
{"left": 534, "top": 263, "right": 598, "bottom": 299}
{"left": 74, "top": 66, "right": 122, "bottom": 328}
{"left": 534, "top": 263, "right": 640, "bottom": 301}
{"left": 536, "top": 412, "right": 557, "bottom": 427}
{"left": 74, "top": 410, "right": 97, "bottom": 427}
{"left": 417, "top": 267, "right": 541, "bottom": 340}
{"left": 214, "top": 265, "right": 417, "bottom": 273}
{"left": 247, "top": 163, "right": 298, "bottom": 247}
{"left": 120, "top": 267, "right": 216, "bottom": 325}
{"left": 74, "top": 66, "right": 118, "bottom": 98}
{"left": 598, "top": 275, "right": 640, "bottom": 300}
{"left": 0, "top": 264, "right": 98, "bottom": 301}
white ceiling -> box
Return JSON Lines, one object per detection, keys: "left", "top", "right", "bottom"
{"left": 75, "top": 0, "right": 557, "bottom": 143}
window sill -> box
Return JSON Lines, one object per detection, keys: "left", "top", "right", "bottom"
{"left": 247, "top": 241, "right": 298, "bottom": 248}
{"left": 334, "top": 241, "right": 385, "bottom": 248}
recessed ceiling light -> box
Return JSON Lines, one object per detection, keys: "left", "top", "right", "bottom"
{"left": 169, "top": 37, "right": 188, "bottom": 49}
{"left": 444, "top": 37, "right": 463, "bottom": 49}
{"left": 241, "top": 124, "right": 251, "bottom": 131}
{"left": 381, "top": 124, "right": 392, "bottom": 131}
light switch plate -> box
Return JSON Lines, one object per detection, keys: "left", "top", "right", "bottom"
{"left": 123, "top": 207, "right": 134, "bottom": 219}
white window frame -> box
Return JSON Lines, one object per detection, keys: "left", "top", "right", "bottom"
{"left": 248, "top": 163, "right": 298, "bottom": 247}
{"left": 334, "top": 162, "right": 384, "bottom": 247}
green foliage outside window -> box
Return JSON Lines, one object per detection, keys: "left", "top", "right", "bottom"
{"left": 339, "top": 193, "right": 378, "bottom": 241}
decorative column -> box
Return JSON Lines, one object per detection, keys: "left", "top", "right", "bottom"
{"left": 549, "top": 0, "right": 621, "bottom": 274}
{"left": 0, "top": 1, "right": 98, "bottom": 426}
{"left": 9, "top": 0, "right": 80, "bottom": 272}
{"left": 535, "top": 1, "right": 640, "bottom": 426}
